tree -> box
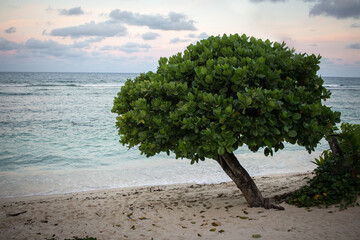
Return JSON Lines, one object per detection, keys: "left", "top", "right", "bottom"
{"left": 112, "top": 34, "right": 340, "bottom": 209}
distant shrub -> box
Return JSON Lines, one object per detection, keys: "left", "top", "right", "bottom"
{"left": 288, "top": 123, "right": 360, "bottom": 209}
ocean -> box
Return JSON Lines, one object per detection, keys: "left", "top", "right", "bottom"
{"left": 0, "top": 72, "right": 359, "bottom": 198}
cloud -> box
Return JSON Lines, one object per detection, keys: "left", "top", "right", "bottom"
{"left": 170, "top": 37, "right": 191, "bottom": 44}
{"left": 119, "top": 42, "right": 151, "bottom": 53}
{"left": 59, "top": 7, "right": 84, "bottom": 16}
{"left": 142, "top": 32, "right": 160, "bottom": 40}
{"left": 4, "top": 27, "right": 16, "bottom": 34}
{"left": 0, "top": 37, "right": 21, "bottom": 51}
{"left": 109, "top": 10, "right": 197, "bottom": 31}
{"left": 24, "top": 38, "right": 86, "bottom": 58}
{"left": 350, "top": 23, "right": 360, "bottom": 28}
{"left": 187, "top": 32, "right": 209, "bottom": 39}
{"left": 309, "top": 0, "right": 360, "bottom": 19}
{"left": 51, "top": 21, "right": 127, "bottom": 38}
{"left": 347, "top": 43, "right": 360, "bottom": 49}
{"left": 101, "top": 42, "right": 151, "bottom": 53}
{"left": 249, "top": 0, "right": 287, "bottom": 2}
{"left": 72, "top": 37, "right": 104, "bottom": 48}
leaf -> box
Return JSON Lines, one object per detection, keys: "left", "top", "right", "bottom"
{"left": 219, "top": 230, "right": 225, "bottom": 233}
{"left": 245, "top": 97, "right": 253, "bottom": 106}
{"left": 187, "top": 92, "right": 195, "bottom": 101}
{"left": 210, "top": 228, "right": 216, "bottom": 232}
{"left": 225, "top": 105, "right": 232, "bottom": 114}
{"left": 211, "top": 222, "right": 219, "bottom": 227}
{"left": 217, "top": 147, "right": 225, "bottom": 155}
{"left": 205, "top": 75, "right": 213, "bottom": 84}
{"left": 293, "top": 113, "right": 301, "bottom": 120}
{"left": 252, "top": 234, "right": 262, "bottom": 238}
{"left": 288, "top": 130, "right": 297, "bottom": 138}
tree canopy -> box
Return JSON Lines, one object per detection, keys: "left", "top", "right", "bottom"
{"left": 112, "top": 33, "right": 340, "bottom": 163}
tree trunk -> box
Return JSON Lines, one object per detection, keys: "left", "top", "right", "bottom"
{"left": 327, "top": 136, "right": 343, "bottom": 158}
{"left": 217, "top": 152, "right": 284, "bottom": 210}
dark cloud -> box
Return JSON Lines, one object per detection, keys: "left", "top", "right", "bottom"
{"left": 350, "top": 23, "right": 360, "bottom": 28}
{"left": 101, "top": 42, "right": 151, "bottom": 53}
{"left": 59, "top": 7, "right": 84, "bottom": 16}
{"left": 347, "top": 43, "right": 360, "bottom": 49}
{"left": 142, "top": 32, "right": 160, "bottom": 40}
{"left": 4, "top": 27, "right": 16, "bottom": 34}
{"left": 309, "top": 0, "right": 360, "bottom": 19}
{"left": 0, "top": 37, "right": 21, "bottom": 51}
{"left": 50, "top": 21, "right": 127, "bottom": 38}
{"left": 109, "top": 10, "right": 197, "bottom": 31}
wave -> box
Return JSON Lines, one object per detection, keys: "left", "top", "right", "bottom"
{"left": 0, "top": 92, "right": 33, "bottom": 96}
{"left": 0, "top": 83, "right": 124, "bottom": 88}
{"left": 324, "top": 84, "right": 360, "bottom": 90}
{"left": 324, "top": 84, "right": 342, "bottom": 87}
{"left": 25, "top": 83, "right": 81, "bottom": 87}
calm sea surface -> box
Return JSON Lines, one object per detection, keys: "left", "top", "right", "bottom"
{"left": 0, "top": 73, "right": 359, "bottom": 198}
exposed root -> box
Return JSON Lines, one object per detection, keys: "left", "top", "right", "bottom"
{"left": 263, "top": 198, "right": 285, "bottom": 210}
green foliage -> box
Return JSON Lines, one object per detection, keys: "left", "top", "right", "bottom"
{"left": 288, "top": 123, "right": 360, "bottom": 209}
{"left": 112, "top": 33, "right": 340, "bottom": 163}
{"left": 329, "top": 122, "right": 360, "bottom": 177}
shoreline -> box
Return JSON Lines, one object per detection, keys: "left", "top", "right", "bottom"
{"left": 0, "top": 171, "right": 312, "bottom": 202}
{"left": 1, "top": 172, "right": 359, "bottom": 240}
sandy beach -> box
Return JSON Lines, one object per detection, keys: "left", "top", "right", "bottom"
{"left": 1, "top": 172, "right": 359, "bottom": 240}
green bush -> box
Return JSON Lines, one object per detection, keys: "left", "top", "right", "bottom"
{"left": 288, "top": 123, "right": 360, "bottom": 209}
{"left": 112, "top": 34, "right": 340, "bottom": 162}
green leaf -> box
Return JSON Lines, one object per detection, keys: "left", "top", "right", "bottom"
{"left": 288, "top": 130, "right": 297, "bottom": 138}
{"left": 187, "top": 92, "right": 195, "bottom": 101}
{"left": 245, "top": 97, "right": 253, "bottom": 106}
{"left": 225, "top": 105, "right": 233, "bottom": 114}
{"left": 217, "top": 147, "right": 225, "bottom": 155}
{"left": 293, "top": 113, "right": 301, "bottom": 120}
{"left": 205, "top": 75, "right": 213, "bottom": 84}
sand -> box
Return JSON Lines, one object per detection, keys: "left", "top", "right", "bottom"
{"left": 1, "top": 172, "right": 359, "bottom": 240}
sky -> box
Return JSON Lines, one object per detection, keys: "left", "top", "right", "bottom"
{"left": 0, "top": 0, "right": 359, "bottom": 77}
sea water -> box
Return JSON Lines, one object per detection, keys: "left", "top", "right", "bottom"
{"left": 0, "top": 73, "right": 359, "bottom": 198}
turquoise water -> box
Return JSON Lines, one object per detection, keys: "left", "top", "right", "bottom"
{"left": 0, "top": 73, "right": 359, "bottom": 198}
